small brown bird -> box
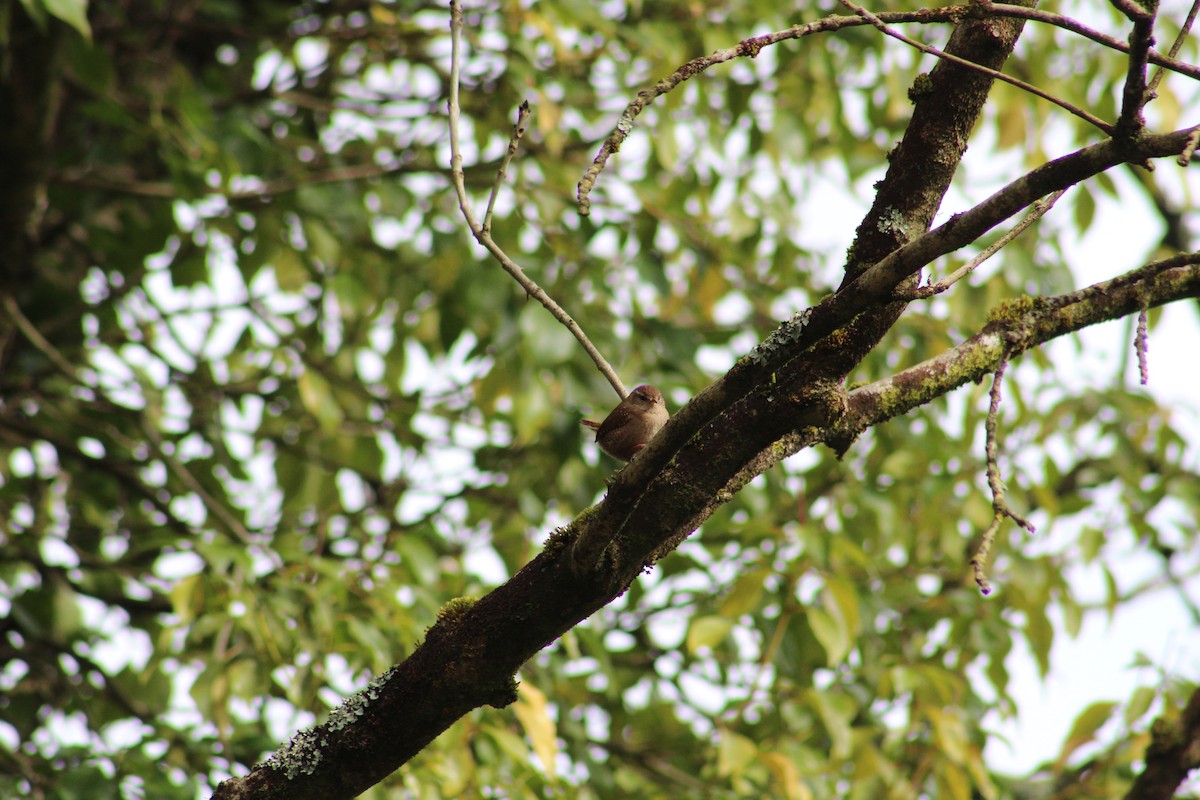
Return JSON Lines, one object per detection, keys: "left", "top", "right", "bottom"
{"left": 581, "top": 384, "right": 669, "bottom": 462}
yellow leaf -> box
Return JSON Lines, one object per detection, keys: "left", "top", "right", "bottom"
{"left": 760, "top": 752, "right": 813, "bottom": 800}
{"left": 169, "top": 574, "right": 204, "bottom": 623}
{"left": 938, "top": 761, "right": 972, "bottom": 800}
{"left": 926, "top": 707, "right": 967, "bottom": 764}
{"left": 298, "top": 370, "right": 344, "bottom": 433}
{"left": 966, "top": 746, "right": 998, "bottom": 800}
{"left": 717, "top": 729, "right": 757, "bottom": 777}
{"left": 370, "top": 6, "right": 397, "bottom": 25}
{"left": 513, "top": 682, "right": 558, "bottom": 780}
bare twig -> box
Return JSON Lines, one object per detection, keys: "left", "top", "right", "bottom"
{"left": 730, "top": 604, "right": 793, "bottom": 727}
{"left": 730, "top": 255, "right": 1200, "bottom": 561}
{"left": 1, "top": 293, "right": 88, "bottom": 381}
{"left": 448, "top": 0, "right": 626, "bottom": 399}
{"left": 577, "top": 9, "right": 982, "bottom": 214}
{"left": 1044, "top": 251, "right": 1200, "bottom": 309}
{"left": 898, "top": 189, "right": 1067, "bottom": 300}
{"left": 483, "top": 100, "right": 530, "bottom": 234}
{"left": 1135, "top": 305, "right": 1150, "bottom": 385}
{"left": 1181, "top": 127, "right": 1200, "bottom": 166}
{"left": 1147, "top": 0, "right": 1199, "bottom": 98}
{"left": 578, "top": 3, "right": 1200, "bottom": 212}
{"left": 972, "top": 351, "right": 1036, "bottom": 595}
{"left": 1109, "top": 0, "right": 1155, "bottom": 22}
{"left": 140, "top": 421, "right": 258, "bottom": 547}
{"left": 986, "top": 3, "right": 1200, "bottom": 81}
{"left": 840, "top": 0, "right": 1114, "bottom": 135}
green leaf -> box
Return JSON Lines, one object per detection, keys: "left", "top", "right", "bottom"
{"left": 1024, "top": 606, "right": 1054, "bottom": 678}
{"left": 169, "top": 574, "right": 205, "bottom": 623}
{"left": 43, "top": 0, "right": 92, "bottom": 40}
{"left": 808, "top": 689, "right": 854, "bottom": 760}
{"left": 1124, "top": 686, "right": 1156, "bottom": 725}
{"left": 718, "top": 569, "right": 767, "bottom": 617}
{"left": 1073, "top": 185, "right": 1095, "bottom": 232}
{"left": 717, "top": 729, "right": 758, "bottom": 777}
{"left": 809, "top": 576, "right": 860, "bottom": 666}
{"left": 519, "top": 305, "right": 577, "bottom": 365}
{"left": 823, "top": 575, "right": 861, "bottom": 642}
{"left": 272, "top": 247, "right": 310, "bottom": 292}
{"left": 808, "top": 607, "right": 848, "bottom": 666}
{"left": 297, "top": 369, "right": 344, "bottom": 433}
{"left": 11, "top": 582, "right": 83, "bottom": 642}
{"left": 687, "top": 615, "right": 734, "bottom": 653}
{"left": 1057, "top": 701, "right": 1118, "bottom": 765}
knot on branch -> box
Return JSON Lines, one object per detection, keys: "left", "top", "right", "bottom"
{"left": 739, "top": 36, "right": 767, "bottom": 58}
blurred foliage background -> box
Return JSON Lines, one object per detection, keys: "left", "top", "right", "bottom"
{"left": 1, "top": 0, "right": 1198, "bottom": 798}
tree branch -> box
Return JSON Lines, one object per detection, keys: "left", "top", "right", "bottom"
{"left": 1112, "top": 0, "right": 1157, "bottom": 140}
{"left": 1123, "top": 685, "right": 1200, "bottom": 800}
{"left": 447, "top": 1, "right": 626, "bottom": 399}
{"left": 1147, "top": 0, "right": 1200, "bottom": 97}
{"left": 973, "top": 349, "right": 1036, "bottom": 595}
{"left": 570, "top": 120, "right": 1200, "bottom": 575}
{"left": 898, "top": 189, "right": 1067, "bottom": 299}
{"left": 576, "top": 4, "right": 1200, "bottom": 211}
{"left": 699, "top": 252, "right": 1200, "bottom": 537}
{"left": 839, "top": 0, "right": 1114, "bottom": 134}
{"left": 211, "top": 246, "right": 1200, "bottom": 799}
{"left": 211, "top": 4, "right": 1200, "bottom": 795}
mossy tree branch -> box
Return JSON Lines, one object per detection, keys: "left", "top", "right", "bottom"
{"left": 212, "top": 0, "right": 1200, "bottom": 795}
{"left": 212, "top": 253, "right": 1200, "bottom": 800}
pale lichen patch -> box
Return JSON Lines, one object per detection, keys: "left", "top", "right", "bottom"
{"left": 262, "top": 666, "right": 398, "bottom": 780}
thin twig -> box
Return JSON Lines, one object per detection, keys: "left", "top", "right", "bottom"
{"left": 140, "top": 421, "right": 258, "bottom": 547}
{"left": 448, "top": 1, "right": 626, "bottom": 399}
{"left": 483, "top": 100, "right": 530, "bottom": 234}
{"left": 1, "top": 293, "right": 90, "bottom": 381}
{"left": 986, "top": 3, "right": 1200, "bottom": 81}
{"left": 898, "top": 190, "right": 1067, "bottom": 300}
{"left": 1181, "top": 127, "right": 1200, "bottom": 166}
{"left": 1149, "top": 0, "right": 1200, "bottom": 98}
{"left": 972, "top": 350, "right": 1036, "bottom": 595}
{"left": 576, "top": 5, "right": 1199, "bottom": 212}
{"left": 839, "top": 0, "right": 1114, "bottom": 135}
{"left": 1135, "top": 305, "right": 1150, "bottom": 385}
{"left": 731, "top": 599, "right": 794, "bottom": 728}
